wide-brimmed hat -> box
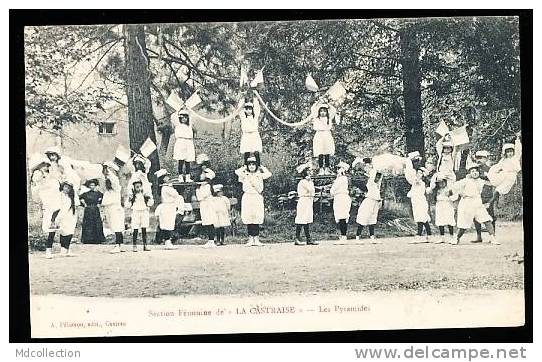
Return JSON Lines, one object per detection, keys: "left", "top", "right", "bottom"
{"left": 196, "top": 153, "right": 210, "bottom": 165}
{"left": 29, "top": 154, "right": 51, "bottom": 172}
{"left": 84, "top": 178, "right": 100, "bottom": 187}
{"left": 337, "top": 161, "right": 350, "bottom": 171}
{"left": 475, "top": 150, "right": 490, "bottom": 158}
{"left": 103, "top": 161, "right": 120, "bottom": 172}
{"left": 154, "top": 169, "right": 169, "bottom": 179}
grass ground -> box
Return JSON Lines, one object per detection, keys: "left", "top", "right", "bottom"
{"left": 28, "top": 221, "right": 524, "bottom": 298}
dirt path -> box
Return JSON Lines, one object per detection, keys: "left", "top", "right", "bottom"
{"left": 29, "top": 222, "right": 525, "bottom": 298}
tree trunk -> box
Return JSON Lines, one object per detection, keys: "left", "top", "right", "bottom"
{"left": 124, "top": 24, "right": 160, "bottom": 178}
{"left": 399, "top": 26, "right": 425, "bottom": 157}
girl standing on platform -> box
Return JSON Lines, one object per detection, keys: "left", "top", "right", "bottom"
{"left": 195, "top": 154, "right": 217, "bottom": 248}
{"left": 429, "top": 173, "right": 457, "bottom": 243}
{"left": 330, "top": 161, "right": 352, "bottom": 242}
{"left": 235, "top": 156, "right": 272, "bottom": 246}
{"left": 355, "top": 171, "right": 383, "bottom": 244}
{"left": 102, "top": 161, "right": 126, "bottom": 254}
{"left": 172, "top": 109, "right": 196, "bottom": 182}
{"left": 404, "top": 158, "right": 432, "bottom": 243}
{"left": 154, "top": 169, "right": 184, "bottom": 250}
{"left": 435, "top": 134, "right": 458, "bottom": 183}
{"left": 213, "top": 184, "right": 231, "bottom": 246}
{"left": 311, "top": 103, "right": 338, "bottom": 175}
{"left": 240, "top": 97, "right": 263, "bottom": 166}
{"left": 294, "top": 163, "right": 317, "bottom": 246}
{"left": 79, "top": 179, "right": 106, "bottom": 244}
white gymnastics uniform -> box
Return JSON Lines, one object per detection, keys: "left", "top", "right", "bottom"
{"left": 213, "top": 196, "right": 232, "bottom": 228}
{"left": 235, "top": 166, "right": 272, "bottom": 225}
{"left": 330, "top": 175, "right": 352, "bottom": 222}
{"left": 434, "top": 189, "right": 457, "bottom": 226}
{"left": 57, "top": 193, "right": 78, "bottom": 236}
{"left": 295, "top": 178, "right": 315, "bottom": 224}
{"left": 239, "top": 99, "right": 263, "bottom": 154}
{"left": 129, "top": 191, "right": 153, "bottom": 230}
{"left": 356, "top": 178, "right": 382, "bottom": 226}
{"left": 32, "top": 175, "right": 62, "bottom": 233}
{"left": 101, "top": 173, "right": 125, "bottom": 233}
{"left": 405, "top": 166, "right": 430, "bottom": 223}
{"left": 435, "top": 138, "right": 458, "bottom": 183}
{"left": 172, "top": 113, "right": 196, "bottom": 162}
{"left": 196, "top": 183, "right": 216, "bottom": 227}
{"left": 454, "top": 178, "right": 492, "bottom": 229}
{"left": 488, "top": 139, "right": 522, "bottom": 195}
{"left": 312, "top": 116, "right": 335, "bottom": 157}
{"left": 155, "top": 185, "right": 183, "bottom": 231}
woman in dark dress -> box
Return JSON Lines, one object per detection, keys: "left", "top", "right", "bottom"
{"left": 79, "top": 179, "right": 106, "bottom": 244}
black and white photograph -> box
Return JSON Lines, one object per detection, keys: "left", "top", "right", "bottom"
{"left": 18, "top": 12, "right": 530, "bottom": 339}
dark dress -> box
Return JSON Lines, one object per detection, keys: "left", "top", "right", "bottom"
{"left": 80, "top": 190, "right": 106, "bottom": 244}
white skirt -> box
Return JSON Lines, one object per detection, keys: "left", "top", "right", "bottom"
{"left": 173, "top": 138, "right": 196, "bottom": 162}
{"left": 410, "top": 195, "right": 430, "bottom": 223}
{"left": 457, "top": 198, "right": 492, "bottom": 229}
{"left": 333, "top": 194, "right": 352, "bottom": 222}
{"left": 199, "top": 199, "right": 217, "bottom": 226}
{"left": 356, "top": 198, "right": 381, "bottom": 225}
{"left": 295, "top": 197, "right": 314, "bottom": 224}
{"left": 58, "top": 210, "right": 77, "bottom": 236}
{"left": 241, "top": 193, "right": 265, "bottom": 225}
{"left": 131, "top": 209, "right": 150, "bottom": 229}
{"left": 103, "top": 204, "right": 125, "bottom": 233}
{"left": 156, "top": 203, "right": 177, "bottom": 231}
{"left": 313, "top": 131, "right": 335, "bottom": 157}
{"left": 240, "top": 132, "right": 263, "bottom": 153}
{"left": 435, "top": 200, "right": 455, "bottom": 226}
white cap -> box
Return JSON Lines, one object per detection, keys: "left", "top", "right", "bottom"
{"left": 103, "top": 161, "right": 120, "bottom": 172}
{"left": 337, "top": 161, "right": 350, "bottom": 171}
{"left": 44, "top": 145, "right": 61, "bottom": 156}
{"left": 213, "top": 184, "right": 224, "bottom": 192}
{"left": 502, "top": 143, "right": 515, "bottom": 152}
{"left": 196, "top": 153, "right": 210, "bottom": 164}
{"left": 246, "top": 156, "right": 257, "bottom": 164}
{"left": 202, "top": 169, "right": 216, "bottom": 180}
{"left": 244, "top": 102, "right": 254, "bottom": 108}
{"left": 408, "top": 151, "right": 421, "bottom": 159}
{"left": 318, "top": 103, "right": 330, "bottom": 110}
{"left": 154, "top": 169, "right": 169, "bottom": 178}
{"left": 296, "top": 163, "right": 310, "bottom": 174}
{"left": 475, "top": 150, "right": 490, "bottom": 158}
{"left": 29, "top": 153, "right": 51, "bottom": 172}
{"left": 178, "top": 109, "right": 190, "bottom": 116}
{"left": 442, "top": 141, "right": 454, "bottom": 148}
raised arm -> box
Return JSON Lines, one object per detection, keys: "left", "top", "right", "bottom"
{"left": 259, "top": 165, "right": 272, "bottom": 180}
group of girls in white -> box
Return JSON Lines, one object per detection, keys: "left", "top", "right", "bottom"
{"left": 30, "top": 87, "right": 522, "bottom": 256}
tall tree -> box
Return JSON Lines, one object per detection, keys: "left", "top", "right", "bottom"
{"left": 123, "top": 24, "right": 160, "bottom": 177}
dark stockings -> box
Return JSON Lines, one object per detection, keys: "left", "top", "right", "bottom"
{"left": 439, "top": 225, "right": 454, "bottom": 236}
{"left": 417, "top": 222, "right": 432, "bottom": 236}
{"left": 216, "top": 227, "right": 225, "bottom": 245}
{"left": 178, "top": 160, "right": 191, "bottom": 175}
{"left": 247, "top": 224, "right": 260, "bottom": 236}
{"left": 356, "top": 225, "right": 375, "bottom": 237}
{"left": 59, "top": 234, "right": 72, "bottom": 249}
{"left": 132, "top": 228, "right": 147, "bottom": 246}
{"left": 46, "top": 232, "right": 55, "bottom": 248}
{"left": 318, "top": 154, "right": 331, "bottom": 168}
{"left": 115, "top": 232, "right": 123, "bottom": 246}
{"left": 296, "top": 224, "right": 311, "bottom": 240}
{"left": 338, "top": 219, "right": 348, "bottom": 236}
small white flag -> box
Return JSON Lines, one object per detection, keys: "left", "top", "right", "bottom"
{"left": 305, "top": 74, "right": 319, "bottom": 92}
{"left": 250, "top": 68, "right": 264, "bottom": 88}
{"left": 450, "top": 125, "right": 470, "bottom": 146}
{"left": 114, "top": 145, "right": 131, "bottom": 165}
{"left": 166, "top": 91, "right": 184, "bottom": 111}
{"left": 326, "top": 81, "right": 347, "bottom": 102}
{"left": 185, "top": 92, "right": 202, "bottom": 109}
{"left": 139, "top": 138, "right": 157, "bottom": 158}
{"left": 435, "top": 121, "right": 450, "bottom": 137}
{"left": 240, "top": 65, "right": 249, "bottom": 87}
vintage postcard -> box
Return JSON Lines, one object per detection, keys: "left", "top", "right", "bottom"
{"left": 25, "top": 15, "right": 526, "bottom": 338}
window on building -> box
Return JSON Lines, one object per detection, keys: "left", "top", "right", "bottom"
{"left": 98, "top": 121, "right": 116, "bottom": 135}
